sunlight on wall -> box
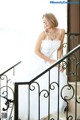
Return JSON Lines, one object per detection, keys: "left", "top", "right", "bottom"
{"left": 0, "top": 0, "right": 67, "bottom": 72}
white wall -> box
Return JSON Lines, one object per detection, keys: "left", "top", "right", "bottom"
{"left": 0, "top": 0, "right": 67, "bottom": 73}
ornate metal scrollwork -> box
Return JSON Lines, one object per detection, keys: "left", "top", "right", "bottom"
{"left": 50, "top": 118, "right": 54, "bottom": 120}
{"left": 61, "top": 84, "right": 75, "bottom": 102}
{"left": 40, "top": 89, "right": 49, "bottom": 98}
{"left": 0, "top": 74, "right": 11, "bottom": 83}
{"left": 70, "top": 34, "right": 76, "bottom": 40}
{"left": 67, "top": 115, "right": 74, "bottom": 120}
{"left": 0, "top": 86, "right": 14, "bottom": 111}
{"left": 29, "top": 82, "right": 40, "bottom": 91}
{"left": 77, "top": 96, "right": 80, "bottom": 104}
{"left": 61, "top": 60, "right": 68, "bottom": 70}
{"left": 0, "top": 74, "right": 14, "bottom": 120}
{"left": 49, "top": 82, "right": 58, "bottom": 90}
{"left": 30, "top": 82, "right": 49, "bottom": 98}
{"left": 63, "top": 43, "right": 68, "bottom": 49}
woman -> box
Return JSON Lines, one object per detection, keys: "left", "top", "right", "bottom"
{"left": 35, "top": 13, "right": 65, "bottom": 65}
{"left": 11, "top": 13, "right": 67, "bottom": 120}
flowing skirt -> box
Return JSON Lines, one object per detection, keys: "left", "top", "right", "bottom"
{"left": 10, "top": 54, "right": 68, "bottom": 120}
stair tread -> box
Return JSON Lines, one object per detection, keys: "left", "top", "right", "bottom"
{"left": 42, "top": 112, "right": 75, "bottom": 120}
{"left": 69, "top": 82, "right": 80, "bottom": 85}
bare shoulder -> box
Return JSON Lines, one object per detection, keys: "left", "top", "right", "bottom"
{"left": 35, "top": 31, "right": 46, "bottom": 45}
{"left": 38, "top": 31, "right": 46, "bottom": 40}
{"left": 57, "top": 28, "right": 65, "bottom": 42}
{"left": 60, "top": 28, "right": 65, "bottom": 35}
{"left": 34, "top": 31, "right": 46, "bottom": 51}
{"left": 57, "top": 28, "right": 65, "bottom": 36}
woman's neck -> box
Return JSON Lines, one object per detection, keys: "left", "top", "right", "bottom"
{"left": 47, "top": 28, "right": 57, "bottom": 33}
{"left": 45, "top": 27, "right": 58, "bottom": 40}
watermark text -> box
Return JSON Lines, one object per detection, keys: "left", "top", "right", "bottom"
{"left": 50, "top": 1, "right": 80, "bottom": 4}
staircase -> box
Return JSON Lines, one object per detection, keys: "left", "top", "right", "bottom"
{"left": 42, "top": 112, "right": 75, "bottom": 120}
{"left": 0, "top": 44, "right": 80, "bottom": 120}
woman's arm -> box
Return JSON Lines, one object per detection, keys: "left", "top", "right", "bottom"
{"left": 58, "top": 29, "right": 65, "bottom": 59}
{"left": 58, "top": 29, "right": 65, "bottom": 71}
{"left": 34, "top": 31, "right": 55, "bottom": 64}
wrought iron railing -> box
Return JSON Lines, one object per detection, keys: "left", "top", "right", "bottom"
{"left": 14, "top": 44, "right": 80, "bottom": 120}
{"left": 0, "top": 33, "right": 80, "bottom": 120}
{"left": 0, "top": 61, "right": 21, "bottom": 120}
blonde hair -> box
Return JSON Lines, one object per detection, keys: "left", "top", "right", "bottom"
{"left": 42, "top": 13, "right": 58, "bottom": 27}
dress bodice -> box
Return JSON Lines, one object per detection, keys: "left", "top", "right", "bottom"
{"left": 41, "top": 39, "right": 61, "bottom": 58}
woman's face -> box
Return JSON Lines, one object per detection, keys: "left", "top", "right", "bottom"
{"left": 43, "top": 17, "right": 52, "bottom": 30}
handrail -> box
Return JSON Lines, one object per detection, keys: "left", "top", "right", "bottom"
{"left": 0, "top": 33, "right": 79, "bottom": 81}
{"left": 0, "top": 45, "right": 80, "bottom": 84}
{"left": 0, "top": 61, "right": 21, "bottom": 77}
{"left": 28, "top": 44, "right": 80, "bottom": 84}
{"left": 65, "top": 32, "right": 80, "bottom": 36}
{"left": 0, "top": 33, "right": 79, "bottom": 79}
{"left": 14, "top": 44, "right": 80, "bottom": 85}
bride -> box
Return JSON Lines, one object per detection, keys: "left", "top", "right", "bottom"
{"left": 11, "top": 13, "right": 67, "bottom": 120}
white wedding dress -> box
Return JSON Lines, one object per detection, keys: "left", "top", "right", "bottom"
{"left": 10, "top": 38, "right": 67, "bottom": 120}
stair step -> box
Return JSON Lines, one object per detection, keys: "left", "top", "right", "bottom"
{"left": 68, "top": 82, "right": 80, "bottom": 117}
{"left": 68, "top": 98, "right": 80, "bottom": 116}
{"left": 41, "top": 112, "right": 75, "bottom": 120}
{"left": 69, "top": 82, "right": 80, "bottom": 96}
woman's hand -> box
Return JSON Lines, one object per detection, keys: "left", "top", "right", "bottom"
{"left": 49, "top": 59, "right": 65, "bottom": 72}
{"left": 49, "top": 59, "right": 56, "bottom": 64}
{"left": 59, "top": 65, "right": 64, "bottom": 72}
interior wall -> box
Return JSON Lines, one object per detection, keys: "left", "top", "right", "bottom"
{"left": 67, "top": 0, "right": 80, "bottom": 81}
